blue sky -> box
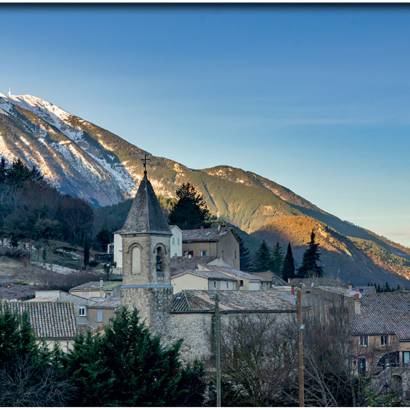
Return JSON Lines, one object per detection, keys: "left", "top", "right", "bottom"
{"left": 1, "top": 6, "right": 410, "bottom": 246}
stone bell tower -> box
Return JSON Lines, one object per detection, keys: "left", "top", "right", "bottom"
{"left": 118, "top": 158, "right": 172, "bottom": 335}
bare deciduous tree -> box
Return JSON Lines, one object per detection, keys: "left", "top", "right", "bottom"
{"left": 0, "top": 356, "right": 73, "bottom": 406}
{"left": 218, "top": 313, "right": 297, "bottom": 406}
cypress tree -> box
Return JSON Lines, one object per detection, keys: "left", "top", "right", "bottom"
{"left": 281, "top": 243, "right": 296, "bottom": 282}
{"left": 168, "top": 183, "right": 211, "bottom": 229}
{"left": 297, "top": 230, "right": 323, "bottom": 278}
{"left": 270, "top": 242, "right": 284, "bottom": 274}
{"left": 253, "top": 240, "right": 271, "bottom": 272}
{"left": 237, "top": 235, "right": 252, "bottom": 272}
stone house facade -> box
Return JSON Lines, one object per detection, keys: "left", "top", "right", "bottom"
{"left": 351, "top": 291, "right": 410, "bottom": 400}
{"left": 182, "top": 227, "right": 240, "bottom": 269}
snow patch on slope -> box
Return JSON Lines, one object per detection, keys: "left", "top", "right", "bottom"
{"left": 0, "top": 134, "right": 15, "bottom": 160}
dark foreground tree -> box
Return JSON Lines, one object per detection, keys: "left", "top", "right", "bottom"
{"left": 168, "top": 183, "right": 211, "bottom": 229}
{"left": 252, "top": 240, "right": 271, "bottom": 272}
{"left": 282, "top": 242, "right": 296, "bottom": 282}
{"left": 63, "top": 307, "right": 206, "bottom": 406}
{"left": 0, "top": 308, "right": 72, "bottom": 406}
{"left": 297, "top": 230, "right": 323, "bottom": 278}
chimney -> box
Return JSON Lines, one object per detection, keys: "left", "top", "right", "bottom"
{"left": 354, "top": 293, "right": 361, "bottom": 315}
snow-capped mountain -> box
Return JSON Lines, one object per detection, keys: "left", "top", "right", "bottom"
{"left": 0, "top": 92, "right": 137, "bottom": 206}
{"left": 1, "top": 92, "right": 410, "bottom": 285}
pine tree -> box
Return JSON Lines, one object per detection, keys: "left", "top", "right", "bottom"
{"left": 253, "top": 240, "right": 271, "bottom": 272}
{"left": 297, "top": 230, "right": 323, "bottom": 278}
{"left": 270, "top": 242, "right": 284, "bottom": 274}
{"left": 281, "top": 243, "right": 296, "bottom": 282}
{"left": 168, "top": 183, "right": 211, "bottom": 229}
{"left": 63, "top": 308, "right": 206, "bottom": 406}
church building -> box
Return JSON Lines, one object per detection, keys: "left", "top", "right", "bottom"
{"left": 117, "top": 165, "right": 297, "bottom": 362}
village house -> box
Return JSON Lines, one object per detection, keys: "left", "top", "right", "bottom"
{"left": 30, "top": 289, "right": 120, "bottom": 331}
{"left": 182, "top": 226, "right": 240, "bottom": 269}
{"left": 171, "top": 269, "right": 238, "bottom": 293}
{"left": 350, "top": 291, "right": 410, "bottom": 400}
{"left": 201, "top": 263, "right": 264, "bottom": 290}
{"left": 170, "top": 225, "right": 182, "bottom": 257}
{"left": 29, "top": 289, "right": 92, "bottom": 329}
{"left": 0, "top": 300, "right": 77, "bottom": 351}
{"left": 254, "top": 271, "right": 287, "bottom": 288}
{"left": 69, "top": 280, "right": 121, "bottom": 300}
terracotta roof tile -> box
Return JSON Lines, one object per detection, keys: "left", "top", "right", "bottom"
{"left": 0, "top": 300, "right": 77, "bottom": 339}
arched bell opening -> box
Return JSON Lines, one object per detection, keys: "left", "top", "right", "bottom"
{"left": 154, "top": 244, "right": 167, "bottom": 281}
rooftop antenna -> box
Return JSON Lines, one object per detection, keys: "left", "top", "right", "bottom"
{"left": 7, "top": 88, "right": 11, "bottom": 97}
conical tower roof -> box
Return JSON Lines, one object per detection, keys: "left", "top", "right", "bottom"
{"left": 119, "top": 172, "right": 171, "bottom": 235}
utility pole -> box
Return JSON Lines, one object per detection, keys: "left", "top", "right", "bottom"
{"left": 297, "top": 288, "right": 305, "bottom": 407}
{"left": 214, "top": 293, "right": 222, "bottom": 407}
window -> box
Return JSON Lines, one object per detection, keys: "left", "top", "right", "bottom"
{"left": 172, "top": 237, "right": 175, "bottom": 244}
{"left": 359, "top": 335, "right": 368, "bottom": 347}
{"left": 200, "top": 250, "right": 207, "bottom": 257}
{"left": 78, "top": 306, "right": 86, "bottom": 317}
{"left": 239, "top": 280, "right": 244, "bottom": 287}
{"left": 358, "top": 358, "right": 366, "bottom": 375}
{"left": 403, "top": 352, "right": 410, "bottom": 366}
{"left": 381, "top": 335, "right": 389, "bottom": 346}
{"left": 96, "top": 310, "right": 104, "bottom": 323}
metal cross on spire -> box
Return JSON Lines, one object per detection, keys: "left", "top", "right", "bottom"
{"left": 141, "top": 154, "right": 151, "bottom": 176}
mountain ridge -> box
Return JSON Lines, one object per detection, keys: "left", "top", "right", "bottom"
{"left": 0, "top": 92, "right": 409, "bottom": 286}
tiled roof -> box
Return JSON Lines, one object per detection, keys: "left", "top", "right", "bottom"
{"left": 290, "top": 277, "right": 346, "bottom": 288}
{"left": 118, "top": 173, "right": 171, "bottom": 235}
{"left": 0, "top": 301, "right": 77, "bottom": 340}
{"left": 172, "top": 270, "right": 238, "bottom": 281}
{"left": 70, "top": 281, "right": 121, "bottom": 292}
{"left": 170, "top": 256, "right": 214, "bottom": 274}
{"left": 352, "top": 292, "right": 410, "bottom": 341}
{"left": 171, "top": 289, "right": 296, "bottom": 313}
{"left": 32, "top": 290, "right": 92, "bottom": 305}
{"left": 182, "top": 227, "right": 230, "bottom": 243}
{"left": 89, "top": 296, "right": 121, "bottom": 309}
{"left": 253, "top": 271, "right": 287, "bottom": 285}
{"left": 205, "top": 265, "right": 262, "bottom": 282}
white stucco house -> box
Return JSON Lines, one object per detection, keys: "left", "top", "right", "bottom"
{"left": 170, "top": 225, "right": 182, "bottom": 257}
{"left": 113, "top": 233, "right": 123, "bottom": 272}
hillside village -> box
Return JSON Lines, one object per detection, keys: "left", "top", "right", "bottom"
{"left": 1, "top": 156, "right": 410, "bottom": 406}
